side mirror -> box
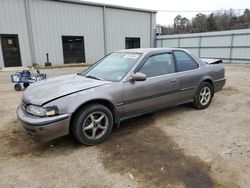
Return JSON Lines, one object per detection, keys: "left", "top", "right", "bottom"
{"left": 131, "top": 72, "right": 147, "bottom": 81}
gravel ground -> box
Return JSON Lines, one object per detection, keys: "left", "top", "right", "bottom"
{"left": 0, "top": 64, "right": 249, "bottom": 188}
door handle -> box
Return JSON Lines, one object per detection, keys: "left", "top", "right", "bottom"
{"left": 171, "top": 79, "right": 177, "bottom": 83}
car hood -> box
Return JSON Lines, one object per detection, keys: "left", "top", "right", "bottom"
{"left": 22, "top": 74, "right": 110, "bottom": 105}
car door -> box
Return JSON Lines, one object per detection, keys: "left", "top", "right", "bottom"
{"left": 122, "top": 53, "right": 180, "bottom": 117}
{"left": 173, "top": 50, "right": 201, "bottom": 101}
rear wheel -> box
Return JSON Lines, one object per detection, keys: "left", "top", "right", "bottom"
{"left": 72, "top": 104, "right": 113, "bottom": 146}
{"left": 193, "top": 82, "right": 213, "bottom": 109}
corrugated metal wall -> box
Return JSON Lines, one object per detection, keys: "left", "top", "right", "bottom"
{"left": 156, "top": 29, "right": 250, "bottom": 63}
{"left": 0, "top": 0, "right": 33, "bottom": 67}
{"left": 0, "top": 0, "right": 156, "bottom": 67}
{"left": 105, "top": 8, "right": 151, "bottom": 53}
{"left": 29, "top": 0, "right": 105, "bottom": 65}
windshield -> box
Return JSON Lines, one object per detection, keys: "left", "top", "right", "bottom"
{"left": 83, "top": 52, "right": 141, "bottom": 81}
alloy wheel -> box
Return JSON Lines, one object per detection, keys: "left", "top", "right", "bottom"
{"left": 82, "top": 112, "right": 109, "bottom": 140}
{"left": 199, "top": 86, "right": 211, "bottom": 106}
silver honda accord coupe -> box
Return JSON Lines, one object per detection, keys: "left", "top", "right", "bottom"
{"left": 17, "top": 48, "right": 226, "bottom": 145}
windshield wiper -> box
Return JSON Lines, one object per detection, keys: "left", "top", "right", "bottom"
{"left": 85, "top": 75, "right": 104, "bottom": 81}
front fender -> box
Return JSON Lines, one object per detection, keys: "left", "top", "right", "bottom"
{"left": 43, "top": 82, "right": 124, "bottom": 122}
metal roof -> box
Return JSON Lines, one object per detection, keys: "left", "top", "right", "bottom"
{"left": 50, "top": 0, "right": 157, "bottom": 13}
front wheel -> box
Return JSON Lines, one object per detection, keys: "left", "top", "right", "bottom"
{"left": 193, "top": 82, "right": 213, "bottom": 109}
{"left": 72, "top": 104, "right": 113, "bottom": 146}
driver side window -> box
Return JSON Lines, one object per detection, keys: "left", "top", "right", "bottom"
{"left": 139, "top": 53, "right": 175, "bottom": 78}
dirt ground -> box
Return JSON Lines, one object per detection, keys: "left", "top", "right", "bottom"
{"left": 0, "top": 64, "right": 249, "bottom": 188}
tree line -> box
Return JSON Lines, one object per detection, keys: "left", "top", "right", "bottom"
{"left": 161, "top": 9, "right": 250, "bottom": 35}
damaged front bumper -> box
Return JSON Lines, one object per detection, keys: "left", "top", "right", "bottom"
{"left": 17, "top": 105, "right": 71, "bottom": 142}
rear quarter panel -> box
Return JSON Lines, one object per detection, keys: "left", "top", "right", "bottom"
{"left": 207, "top": 63, "right": 225, "bottom": 81}
{"left": 203, "top": 63, "right": 226, "bottom": 92}
{"left": 178, "top": 61, "right": 225, "bottom": 101}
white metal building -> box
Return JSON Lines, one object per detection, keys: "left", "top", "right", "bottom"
{"left": 0, "top": 0, "right": 156, "bottom": 68}
{"left": 156, "top": 29, "right": 250, "bottom": 63}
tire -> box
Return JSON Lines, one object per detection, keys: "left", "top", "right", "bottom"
{"left": 23, "top": 83, "right": 29, "bottom": 89}
{"left": 14, "top": 84, "right": 22, "bottom": 91}
{"left": 193, "top": 82, "right": 213, "bottom": 109}
{"left": 72, "top": 104, "right": 113, "bottom": 146}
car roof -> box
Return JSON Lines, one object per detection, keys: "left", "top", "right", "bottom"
{"left": 116, "top": 48, "right": 186, "bottom": 54}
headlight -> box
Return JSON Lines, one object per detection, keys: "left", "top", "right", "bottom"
{"left": 26, "top": 105, "right": 58, "bottom": 117}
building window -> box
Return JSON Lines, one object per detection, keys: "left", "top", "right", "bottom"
{"left": 125, "top": 37, "right": 140, "bottom": 49}
{"left": 62, "top": 36, "right": 85, "bottom": 64}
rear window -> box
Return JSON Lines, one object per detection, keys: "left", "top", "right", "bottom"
{"left": 173, "top": 51, "right": 199, "bottom": 72}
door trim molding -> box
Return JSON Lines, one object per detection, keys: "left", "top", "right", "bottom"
{"left": 120, "top": 89, "right": 180, "bottom": 106}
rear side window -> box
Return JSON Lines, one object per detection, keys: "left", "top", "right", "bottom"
{"left": 139, "top": 53, "right": 175, "bottom": 77}
{"left": 173, "top": 51, "right": 199, "bottom": 72}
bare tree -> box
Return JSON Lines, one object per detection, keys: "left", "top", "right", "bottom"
{"left": 174, "top": 15, "right": 190, "bottom": 33}
{"left": 207, "top": 13, "right": 217, "bottom": 31}
{"left": 159, "top": 8, "right": 250, "bottom": 35}
{"left": 192, "top": 13, "right": 207, "bottom": 32}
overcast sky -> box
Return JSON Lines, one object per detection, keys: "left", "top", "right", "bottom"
{"left": 85, "top": 0, "right": 250, "bottom": 26}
